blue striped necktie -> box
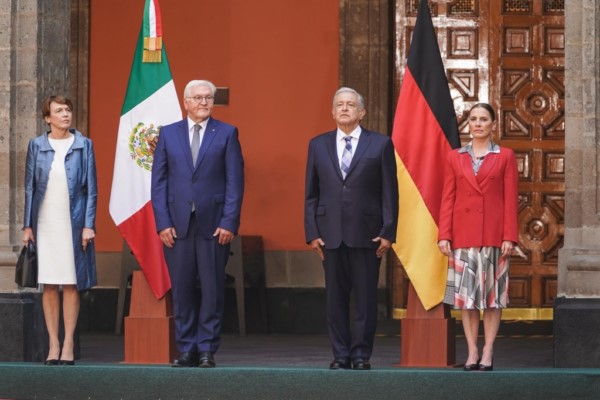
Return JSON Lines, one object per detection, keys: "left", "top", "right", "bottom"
{"left": 341, "top": 135, "right": 353, "bottom": 178}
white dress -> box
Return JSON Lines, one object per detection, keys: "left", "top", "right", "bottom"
{"left": 37, "top": 135, "right": 77, "bottom": 285}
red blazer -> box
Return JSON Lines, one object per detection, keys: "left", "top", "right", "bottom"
{"left": 438, "top": 146, "right": 519, "bottom": 249}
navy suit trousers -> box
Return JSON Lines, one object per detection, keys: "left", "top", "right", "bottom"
{"left": 323, "top": 243, "right": 381, "bottom": 361}
{"left": 164, "top": 212, "right": 230, "bottom": 354}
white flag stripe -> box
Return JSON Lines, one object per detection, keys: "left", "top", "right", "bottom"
{"left": 109, "top": 80, "right": 181, "bottom": 225}
{"left": 148, "top": 0, "right": 157, "bottom": 37}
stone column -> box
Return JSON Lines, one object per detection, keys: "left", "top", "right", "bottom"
{"left": 554, "top": 0, "right": 600, "bottom": 367}
{"left": 339, "top": 0, "right": 391, "bottom": 134}
{"left": 0, "top": 0, "right": 72, "bottom": 361}
{"left": 338, "top": 0, "right": 392, "bottom": 312}
{"left": 0, "top": 0, "right": 72, "bottom": 287}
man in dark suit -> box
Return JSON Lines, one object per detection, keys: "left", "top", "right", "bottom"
{"left": 151, "top": 80, "right": 244, "bottom": 368}
{"left": 305, "top": 87, "right": 398, "bottom": 370}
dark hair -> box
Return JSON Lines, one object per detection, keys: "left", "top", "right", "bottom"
{"left": 468, "top": 102, "right": 496, "bottom": 122}
{"left": 42, "top": 96, "right": 73, "bottom": 118}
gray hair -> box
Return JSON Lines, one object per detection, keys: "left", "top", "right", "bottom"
{"left": 184, "top": 80, "right": 217, "bottom": 98}
{"left": 333, "top": 87, "right": 365, "bottom": 110}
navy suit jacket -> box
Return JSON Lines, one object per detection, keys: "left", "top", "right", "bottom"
{"left": 151, "top": 117, "right": 244, "bottom": 239}
{"left": 304, "top": 128, "right": 399, "bottom": 250}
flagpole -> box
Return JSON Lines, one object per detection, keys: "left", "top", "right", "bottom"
{"left": 400, "top": 284, "right": 455, "bottom": 367}
{"left": 109, "top": 0, "right": 181, "bottom": 364}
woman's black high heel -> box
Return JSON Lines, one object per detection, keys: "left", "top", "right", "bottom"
{"left": 479, "top": 359, "right": 493, "bottom": 371}
{"left": 463, "top": 357, "right": 481, "bottom": 371}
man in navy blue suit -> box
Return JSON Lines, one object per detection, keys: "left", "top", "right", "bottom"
{"left": 305, "top": 87, "right": 398, "bottom": 370}
{"left": 151, "top": 80, "right": 244, "bottom": 368}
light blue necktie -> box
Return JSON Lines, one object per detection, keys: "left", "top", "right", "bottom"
{"left": 341, "top": 136, "right": 353, "bottom": 178}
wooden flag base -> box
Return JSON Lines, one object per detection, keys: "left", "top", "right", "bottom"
{"left": 400, "top": 283, "right": 455, "bottom": 367}
{"left": 124, "top": 271, "right": 176, "bottom": 364}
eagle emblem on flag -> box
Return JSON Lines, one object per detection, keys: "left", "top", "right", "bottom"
{"left": 128, "top": 122, "right": 161, "bottom": 171}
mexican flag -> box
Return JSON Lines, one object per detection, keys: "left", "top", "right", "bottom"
{"left": 109, "top": 0, "right": 181, "bottom": 299}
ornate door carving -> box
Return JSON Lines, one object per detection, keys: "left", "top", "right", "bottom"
{"left": 392, "top": 0, "right": 564, "bottom": 314}
{"left": 489, "top": 0, "right": 564, "bottom": 308}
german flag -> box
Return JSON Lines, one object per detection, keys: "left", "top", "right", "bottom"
{"left": 391, "top": 0, "right": 460, "bottom": 310}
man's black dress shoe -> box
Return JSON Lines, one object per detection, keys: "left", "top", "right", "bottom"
{"left": 198, "top": 351, "right": 215, "bottom": 368}
{"left": 44, "top": 359, "right": 59, "bottom": 366}
{"left": 329, "top": 359, "right": 351, "bottom": 370}
{"left": 172, "top": 351, "right": 199, "bottom": 368}
{"left": 352, "top": 359, "right": 371, "bottom": 370}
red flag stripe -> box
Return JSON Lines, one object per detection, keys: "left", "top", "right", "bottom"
{"left": 392, "top": 68, "right": 454, "bottom": 224}
{"left": 117, "top": 201, "right": 171, "bottom": 299}
{"left": 393, "top": 152, "right": 450, "bottom": 309}
{"left": 151, "top": 0, "right": 162, "bottom": 36}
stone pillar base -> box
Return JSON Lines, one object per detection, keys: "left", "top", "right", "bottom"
{"left": 0, "top": 292, "right": 44, "bottom": 362}
{"left": 554, "top": 297, "right": 600, "bottom": 367}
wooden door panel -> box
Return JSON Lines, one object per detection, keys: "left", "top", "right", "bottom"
{"left": 392, "top": 0, "right": 564, "bottom": 313}
{"left": 491, "top": 0, "right": 564, "bottom": 309}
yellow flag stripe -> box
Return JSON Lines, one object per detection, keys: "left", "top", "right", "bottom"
{"left": 392, "top": 152, "right": 447, "bottom": 310}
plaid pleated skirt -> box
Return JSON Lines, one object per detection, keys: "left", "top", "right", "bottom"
{"left": 443, "top": 246, "right": 510, "bottom": 310}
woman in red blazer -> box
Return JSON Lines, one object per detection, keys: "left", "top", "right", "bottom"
{"left": 438, "top": 103, "right": 519, "bottom": 372}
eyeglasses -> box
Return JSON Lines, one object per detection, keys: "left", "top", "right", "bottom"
{"left": 186, "top": 96, "right": 215, "bottom": 103}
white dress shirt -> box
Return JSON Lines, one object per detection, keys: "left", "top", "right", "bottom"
{"left": 188, "top": 117, "right": 209, "bottom": 146}
{"left": 336, "top": 126, "right": 362, "bottom": 170}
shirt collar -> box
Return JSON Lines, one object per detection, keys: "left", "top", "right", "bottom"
{"left": 459, "top": 141, "right": 500, "bottom": 155}
{"left": 188, "top": 117, "right": 209, "bottom": 132}
{"left": 336, "top": 125, "right": 362, "bottom": 142}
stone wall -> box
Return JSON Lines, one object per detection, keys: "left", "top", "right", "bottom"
{"left": 339, "top": 0, "right": 390, "bottom": 134}
{"left": 0, "top": 0, "right": 72, "bottom": 289}
{"left": 555, "top": 0, "right": 600, "bottom": 368}
{"left": 260, "top": 0, "right": 392, "bottom": 293}
{"left": 559, "top": 0, "right": 600, "bottom": 298}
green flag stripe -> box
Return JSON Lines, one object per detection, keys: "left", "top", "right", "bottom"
{"left": 142, "top": 0, "right": 150, "bottom": 37}
{"left": 121, "top": 28, "right": 173, "bottom": 116}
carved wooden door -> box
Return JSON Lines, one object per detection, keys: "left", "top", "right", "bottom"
{"left": 392, "top": 0, "right": 564, "bottom": 316}
{"left": 489, "top": 0, "right": 564, "bottom": 311}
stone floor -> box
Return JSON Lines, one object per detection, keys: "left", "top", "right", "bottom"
{"left": 80, "top": 329, "right": 554, "bottom": 369}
